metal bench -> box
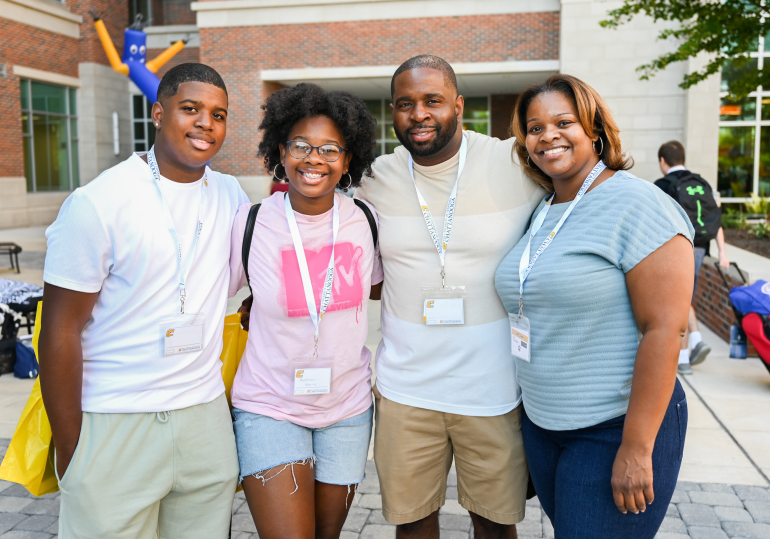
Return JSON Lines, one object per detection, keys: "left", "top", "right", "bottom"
{"left": 0, "top": 243, "right": 21, "bottom": 274}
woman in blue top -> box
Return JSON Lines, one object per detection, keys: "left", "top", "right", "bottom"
{"left": 495, "top": 74, "right": 694, "bottom": 538}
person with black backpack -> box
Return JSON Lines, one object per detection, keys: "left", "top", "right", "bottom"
{"left": 655, "top": 140, "right": 730, "bottom": 374}
{"left": 227, "top": 83, "right": 382, "bottom": 539}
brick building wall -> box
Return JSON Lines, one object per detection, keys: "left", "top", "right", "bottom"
{"left": 0, "top": 19, "right": 80, "bottom": 178}
{"left": 159, "top": 0, "right": 197, "bottom": 26}
{"left": 694, "top": 258, "right": 760, "bottom": 356}
{"left": 201, "top": 12, "right": 559, "bottom": 176}
{"left": 147, "top": 47, "right": 201, "bottom": 78}
{"left": 0, "top": 77, "right": 24, "bottom": 179}
{"left": 67, "top": 0, "right": 128, "bottom": 66}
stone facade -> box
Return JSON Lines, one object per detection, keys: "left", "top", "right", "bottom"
{"left": 559, "top": 0, "right": 720, "bottom": 188}
{"left": 1, "top": 0, "right": 726, "bottom": 228}
{"left": 200, "top": 11, "right": 560, "bottom": 176}
{"left": 0, "top": 0, "right": 200, "bottom": 229}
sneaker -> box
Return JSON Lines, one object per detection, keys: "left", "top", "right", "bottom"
{"left": 678, "top": 362, "right": 693, "bottom": 375}
{"left": 690, "top": 341, "right": 711, "bottom": 366}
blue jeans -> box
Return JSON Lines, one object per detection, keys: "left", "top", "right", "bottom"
{"left": 522, "top": 379, "right": 687, "bottom": 539}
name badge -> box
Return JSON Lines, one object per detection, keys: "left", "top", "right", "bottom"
{"left": 294, "top": 368, "right": 332, "bottom": 396}
{"left": 509, "top": 313, "right": 530, "bottom": 362}
{"left": 424, "top": 298, "right": 465, "bottom": 325}
{"left": 159, "top": 313, "right": 205, "bottom": 357}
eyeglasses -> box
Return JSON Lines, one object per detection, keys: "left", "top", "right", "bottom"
{"left": 286, "top": 140, "right": 347, "bottom": 162}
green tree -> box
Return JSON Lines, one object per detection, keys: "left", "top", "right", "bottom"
{"left": 600, "top": 1, "right": 769, "bottom": 98}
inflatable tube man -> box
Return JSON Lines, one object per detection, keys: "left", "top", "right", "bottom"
{"left": 91, "top": 12, "right": 187, "bottom": 103}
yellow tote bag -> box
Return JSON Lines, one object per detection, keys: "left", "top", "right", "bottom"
{"left": 220, "top": 312, "right": 248, "bottom": 408}
{"left": 0, "top": 302, "right": 59, "bottom": 497}
{"left": 0, "top": 306, "right": 248, "bottom": 496}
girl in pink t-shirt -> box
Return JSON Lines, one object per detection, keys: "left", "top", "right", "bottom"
{"left": 228, "top": 83, "right": 382, "bottom": 539}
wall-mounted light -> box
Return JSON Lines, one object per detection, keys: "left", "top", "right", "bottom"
{"left": 113, "top": 112, "right": 120, "bottom": 155}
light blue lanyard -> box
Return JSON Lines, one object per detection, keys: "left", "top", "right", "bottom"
{"left": 517, "top": 161, "right": 607, "bottom": 314}
{"left": 147, "top": 146, "right": 209, "bottom": 313}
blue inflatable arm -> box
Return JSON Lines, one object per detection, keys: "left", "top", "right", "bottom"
{"left": 91, "top": 12, "right": 187, "bottom": 104}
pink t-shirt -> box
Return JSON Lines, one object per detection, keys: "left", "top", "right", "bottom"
{"left": 229, "top": 192, "right": 383, "bottom": 428}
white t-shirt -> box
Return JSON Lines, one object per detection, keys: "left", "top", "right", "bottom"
{"left": 44, "top": 153, "right": 250, "bottom": 413}
{"left": 161, "top": 174, "right": 202, "bottom": 265}
{"left": 355, "top": 131, "right": 546, "bottom": 416}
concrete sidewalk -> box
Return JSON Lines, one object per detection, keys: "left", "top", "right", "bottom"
{"left": 1, "top": 227, "right": 770, "bottom": 537}
{"left": 1, "top": 315, "right": 769, "bottom": 538}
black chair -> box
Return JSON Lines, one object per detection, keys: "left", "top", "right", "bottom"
{"left": 7, "top": 296, "right": 41, "bottom": 335}
{"left": 0, "top": 243, "right": 22, "bottom": 274}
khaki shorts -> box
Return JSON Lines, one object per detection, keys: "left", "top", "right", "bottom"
{"left": 373, "top": 385, "right": 528, "bottom": 525}
{"left": 57, "top": 393, "right": 239, "bottom": 539}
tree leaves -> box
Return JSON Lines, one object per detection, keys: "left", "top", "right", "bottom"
{"left": 599, "top": 0, "right": 769, "bottom": 99}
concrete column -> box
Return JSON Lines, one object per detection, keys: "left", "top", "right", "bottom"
{"left": 77, "top": 63, "right": 134, "bottom": 185}
{"left": 0, "top": 177, "right": 30, "bottom": 229}
{"left": 560, "top": 0, "right": 706, "bottom": 183}
{"left": 684, "top": 53, "right": 721, "bottom": 188}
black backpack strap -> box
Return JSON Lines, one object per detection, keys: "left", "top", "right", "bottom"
{"left": 241, "top": 203, "right": 261, "bottom": 290}
{"left": 353, "top": 199, "right": 378, "bottom": 248}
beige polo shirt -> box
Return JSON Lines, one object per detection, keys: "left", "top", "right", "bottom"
{"left": 356, "top": 130, "right": 545, "bottom": 416}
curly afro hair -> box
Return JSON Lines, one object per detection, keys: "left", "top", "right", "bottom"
{"left": 257, "top": 83, "right": 377, "bottom": 189}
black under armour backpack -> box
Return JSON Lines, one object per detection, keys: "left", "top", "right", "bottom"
{"left": 667, "top": 172, "right": 721, "bottom": 243}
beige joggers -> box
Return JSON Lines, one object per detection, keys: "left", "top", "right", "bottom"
{"left": 56, "top": 393, "right": 239, "bottom": 539}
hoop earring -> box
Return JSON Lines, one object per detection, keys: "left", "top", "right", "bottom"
{"left": 338, "top": 173, "right": 352, "bottom": 190}
{"left": 593, "top": 138, "right": 604, "bottom": 155}
{"left": 272, "top": 163, "right": 287, "bottom": 182}
{"left": 526, "top": 155, "right": 532, "bottom": 167}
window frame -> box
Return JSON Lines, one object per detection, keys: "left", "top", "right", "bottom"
{"left": 131, "top": 93, "right": 156, "bottom": 153}
{"left": 366, "top": 96, "right": 491, "bottom": 157}
{"left": 719, "top": 36, "right": 770, "bottom": 202}
{"left": 20, "top": 78, "right": 79, "bottom": 193}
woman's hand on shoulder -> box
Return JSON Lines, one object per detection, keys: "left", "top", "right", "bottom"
{"left": 238, "top": 295, "right": 253, "bottom": 331}
{"left": 370, "top": 282, "right": 382, "bottom": 301}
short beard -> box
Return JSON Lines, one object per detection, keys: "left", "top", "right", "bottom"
{"left": 395, "top": 115, "right": 458, "bottom": 158}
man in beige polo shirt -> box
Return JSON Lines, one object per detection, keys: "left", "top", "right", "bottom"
{"left": 356, "top": 55, "right": 545, "bottom": 539}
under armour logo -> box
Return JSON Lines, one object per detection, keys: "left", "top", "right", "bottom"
{"left": 687, "top": 185, "right": 704, "bottom": 196}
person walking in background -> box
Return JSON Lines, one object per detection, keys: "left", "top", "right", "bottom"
{"left": 655, "top": 140, "right": 730, "bottom": 374}
{"left": 229, "top": 83, "right": 382, "bottom": 539}
{"left": 38, "top": 64, "right": 246, "bottom": 539}
{"left": 356, "top": 55, "right": 544, "bottom": 539}
{"left": 495, "top": 74, "right": 693, "bottom": 538}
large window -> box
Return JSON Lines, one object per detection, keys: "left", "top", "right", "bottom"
{"left": 364, "top": 97, "right": 490, "bottom": 157}
{"left": 129, "top": 0, "right": 153, "bottom": 25}
{"left": 719, "top": 37, "right": 770, "bottom": 200}
{"left": 21, "top": 79, "right": 79, "bottom": 192}
{"left": 364, "top": 99, "right": 399, "bottom": 157}
{"left": 132, "top": 95, "right": 156, "bottom": 152}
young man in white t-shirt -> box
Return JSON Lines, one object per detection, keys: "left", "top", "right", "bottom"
{"left": 39, "top": 63, "right": 249, "bottom": 539}
{"left": 355, "top": 56, "right": 545, "bottom": 539}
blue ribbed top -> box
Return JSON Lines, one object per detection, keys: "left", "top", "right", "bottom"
{"left": 494, "top": 171, "right": 694, "bottom": 430}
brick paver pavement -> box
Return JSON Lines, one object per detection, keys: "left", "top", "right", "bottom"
{"left": 2, "top": 439, "right": 769, "bottom": 539}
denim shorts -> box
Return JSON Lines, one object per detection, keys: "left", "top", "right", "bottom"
{"left": 233, "top": 406, "right": 373, "bottom": 486}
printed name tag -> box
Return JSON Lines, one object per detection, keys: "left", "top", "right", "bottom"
{"left": 509, "top": 313, "right": 531, "bottom": 362}
{"left": 159, "top": 313, "right": 205, "bottom": 357}
{"left": 294, "top": 368, "right": 332, "bottom": 396}
{"left": 164, "top": 324, "right": 203, "bottom": 356}
{"left": 423, "top": 298, "right": 465, "bottom": 325}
